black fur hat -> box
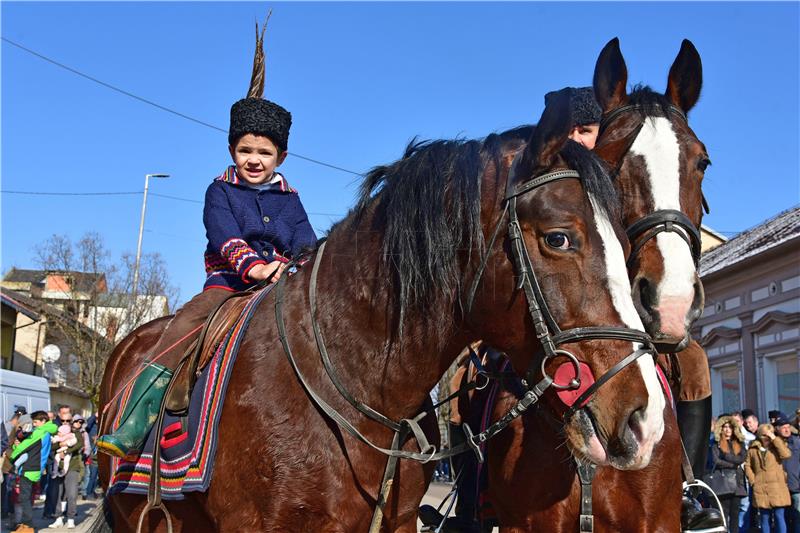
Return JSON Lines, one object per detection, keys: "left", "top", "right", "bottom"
{"left": 229, "top": 98, "right": 291, "bottom": 151}
{"left": 228, "top": 12, "right": 291, "bottom": 151}
{"left": 545, "top": 86, "right": 602, "bottom": 127}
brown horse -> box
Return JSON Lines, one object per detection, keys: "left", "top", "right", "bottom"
{"left": 98, "top": 89, "right": 663, "bottom": 532}
{"left": 478, "top": 38, "right": 710, "bottom": 532}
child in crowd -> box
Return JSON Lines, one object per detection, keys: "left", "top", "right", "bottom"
{"left": 50, "top": 424, "right": 77, "bottom": 477}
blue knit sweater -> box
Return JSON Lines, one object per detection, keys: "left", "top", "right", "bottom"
{"left": 203, "top": 166, "right": 317, "bottom": 291}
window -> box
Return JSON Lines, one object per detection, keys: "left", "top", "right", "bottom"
{"left": 712, "top": 365, "right": 741, "bottom": 415}
{"left": 776, "top": 357, "right": 799, "bottom": 415}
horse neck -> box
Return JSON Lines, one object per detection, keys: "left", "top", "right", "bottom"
{"left": 306, "top": 226, "right": 471, "bottom": 422}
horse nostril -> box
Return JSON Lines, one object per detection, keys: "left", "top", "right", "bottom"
{"left": 635, "top": 277, "right": 657, "bottom": 314}
{"left": 627, "top": 405, "right": 647, "bottom": 443}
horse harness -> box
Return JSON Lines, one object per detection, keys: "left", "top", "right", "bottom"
{"left": 274, "top": 148, "right": 661, "bottom": 531}
{"left": 598, "top": 103, "right": 707, "bottom": 269}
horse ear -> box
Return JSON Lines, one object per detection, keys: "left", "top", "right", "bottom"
{"left": 666, "top": 39, "right": 702, "bottom": 113}
{"left": 593, "top": 37, "right": 628, "bottom": 113}
{"left": 524, "top": 89, "right": 572, "bottom": 172}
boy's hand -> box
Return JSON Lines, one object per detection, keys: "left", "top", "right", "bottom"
{"left": 248, "top": 261, "right": 287, "bottom": 283}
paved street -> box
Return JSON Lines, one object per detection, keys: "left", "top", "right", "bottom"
{"left": 1, "top": 498, "right": 101, "bottom": 533}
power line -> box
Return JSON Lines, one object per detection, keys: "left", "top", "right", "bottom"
{"left": 2, "top": 36, "right": 364, "bottom": 177}
{"left": 1, "top": 190, "right": 140, "bottom": 197}
{"left": 1, "top": 189, "right": 346, "bottom": 217}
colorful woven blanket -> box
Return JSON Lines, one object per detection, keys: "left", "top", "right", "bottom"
{"left": 107, "top": 286, "right": 273, "bottom": 499}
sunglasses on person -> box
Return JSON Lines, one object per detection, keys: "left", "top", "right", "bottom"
{"left": 60, "top": 419, "right": 72, "bottom": 424}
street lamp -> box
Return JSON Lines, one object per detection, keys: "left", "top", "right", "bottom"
{"left": 132, "top": 173, "right": 170, "bottom": 300}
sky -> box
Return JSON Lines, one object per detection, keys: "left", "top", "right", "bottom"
{"left": 2, "top": 1, "right": 799, "bottom": 305}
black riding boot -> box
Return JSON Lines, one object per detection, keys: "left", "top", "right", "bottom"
{"left": 677, "top": 397, "right": 726, "bottom": 533}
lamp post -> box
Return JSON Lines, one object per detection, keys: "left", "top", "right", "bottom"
{"left": 132, "top": 173, "right": 170, "bottom": 300}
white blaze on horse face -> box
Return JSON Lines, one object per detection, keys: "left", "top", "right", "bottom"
{"left": 629, "top": 117, "right": 697, "bottom": 338}
{"left": 589, "top": 196, "right": 666, "bottom": 450}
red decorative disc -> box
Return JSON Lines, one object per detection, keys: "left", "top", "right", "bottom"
{"left": 554, "top": 362, "right": 595, "bottom": 407}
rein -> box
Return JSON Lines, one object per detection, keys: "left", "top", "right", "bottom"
{"left": 275, "top": 151, "right": 658, "bottom": 531}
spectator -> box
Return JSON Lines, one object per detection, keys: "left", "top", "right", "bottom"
{"left": 2, "top": 406, "right": 27, "bottom": 522}
{"left": 47, "top": 417, "right": 84, "bottom": 529}
{"left": 776, "top": 413, "right": 800, "bottom": 533}
{"left": 711, "top": 415, "right": 748, "bottom": 532}
{"left": 745, "top": 423, "right": 792, "bottom": 533}
{"left": 8, "top": 410, "right": 57, "bottom": 533}
{"left": 82, "top": 411, "right": 99, "bottom": 500}
{"left": 43, "top": 408, "right": 72, "bottom": 519}
{"left": 740, "top": 409, "right": 761, "bottom": 529}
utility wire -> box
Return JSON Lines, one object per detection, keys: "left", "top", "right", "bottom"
{"left": 1, "top": 190, "right": 140, "bottom": 196}
{"left": 2, "top": 36, "right": 364, "bottom": 177}
{"left": 1, "top": 189, "right": 346, "bottom": 217}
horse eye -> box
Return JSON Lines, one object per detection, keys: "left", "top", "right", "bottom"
{"left": 697, "top": 158, "right": 711, "bottom": 172}
{"left": 544, "top": 232, "right": 571, "bottom": 250}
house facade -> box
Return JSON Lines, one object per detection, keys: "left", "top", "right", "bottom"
{"left": 693, "top": 207, "right": 800, "bottom": 419}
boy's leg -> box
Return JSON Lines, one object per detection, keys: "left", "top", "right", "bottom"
{"left": 97, "top": 288, "right": 233, "bottom": 457}
{"left": 17, "top": 477, "right": 33, "bottom": 526}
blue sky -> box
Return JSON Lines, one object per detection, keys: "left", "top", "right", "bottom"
{"left": 3, "top": 2, "right": 798, "bottom": 305}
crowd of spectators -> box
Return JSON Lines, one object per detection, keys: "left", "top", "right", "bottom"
{"left": 1, "top": 404, "right": 101, "bottom": 532}
{"left": 707, "top": 408, "right": 800, "bottom": 533}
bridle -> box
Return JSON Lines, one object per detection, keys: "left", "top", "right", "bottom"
{"left": 464, "top": 151, "right": 657, "bottom": 421}
{"left": 598, "top": 104, "right": 707, "bottom": 269}
{"left": 274, "top": 148, "right": 659, "bottom": 531}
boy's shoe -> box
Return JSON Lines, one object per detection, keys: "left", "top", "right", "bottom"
{"left": 48, "top": 516, "right": 64, "bottom": 528}
{"left": 66, "top": 518, "right": 76, "bottom": 529}
{"left": 97, "top": 363, "right": 172, "bottom": 458}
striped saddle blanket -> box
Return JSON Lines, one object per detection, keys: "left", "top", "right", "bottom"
{"left": 107, "top": 286, "right": 273, "bottom": 499}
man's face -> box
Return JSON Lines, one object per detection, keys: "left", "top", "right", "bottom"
{"left": 569, "top": 123, "right": 600, "bottom": 150}
{"left": 732, "top": 414, "right": 744, "bottom": 426}
{"left": 777, "top": 423, "right": 792, "bottom": 438}
{"left": 745, "top": 415, "right": 759, "bottom": 433}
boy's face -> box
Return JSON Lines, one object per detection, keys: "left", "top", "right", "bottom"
{"left": 32, "top": 419, "right": 44, "bottom": 428}
{"left": 569, "top": 123, "right": 600, "bottom": 150}
{"left": 229, "top": 134, "right": 288, "bottom": 186}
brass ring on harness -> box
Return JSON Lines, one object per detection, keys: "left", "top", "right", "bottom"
{"left": 541, "top": 349, "right": 582, "bottom": 391}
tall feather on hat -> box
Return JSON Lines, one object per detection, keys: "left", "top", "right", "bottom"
{"left": 228, "top": 10, "right": 292, "bottom": 152}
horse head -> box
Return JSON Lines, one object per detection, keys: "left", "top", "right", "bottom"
{"left": 593, "top": 38, "right": 708, "bottom": 351}
{"left": 470, "top": 90, "right": 666, "bottom": 469}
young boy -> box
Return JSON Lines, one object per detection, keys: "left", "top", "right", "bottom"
{"left": 98, "top": 21, "right": 317, "bottom": 459}
{"left": 9, "top": 411, "right": 57, "bottom": 533}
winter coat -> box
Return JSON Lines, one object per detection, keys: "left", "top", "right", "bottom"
{"left": 712, "top": 439, "right": 747, "bottom": 496}
{"left": 744, "top": 437, "right": 792, "bottom": 508}
{"left": 782, "top": 434, "right": 800, "bottom": 493}
{"left": 202, "top": 167, "right": 317, "bottom": 291}
{"left": 9, "top": 420, "right": 58, "bottom": 482}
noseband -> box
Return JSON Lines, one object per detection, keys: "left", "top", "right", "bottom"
{"left": 599, "top": 104, "right": 705, "bottom": 269}
{"left": 466, "top": 152, "right": 657, "bottom": 420}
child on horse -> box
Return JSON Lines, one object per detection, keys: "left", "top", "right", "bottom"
{"left": 97, "top": 20, "right": 317, "bottom": 459}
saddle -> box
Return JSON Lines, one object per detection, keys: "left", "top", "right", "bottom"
{"left": 164, "top": 292, "right": 256, "bottom": 414}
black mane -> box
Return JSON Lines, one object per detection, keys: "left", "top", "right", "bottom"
{"left": 628, "top": 84, "right": 676, "bottom": 120}
{"left": 349, "top": 127, "right": 618, "bottom": 330}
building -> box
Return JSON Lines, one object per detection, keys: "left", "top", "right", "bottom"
{"left": 694, "top": 206, "right": 800, "bottom": 419}
{"left": 1, "top": 267, "right": 169, "bottom": 414}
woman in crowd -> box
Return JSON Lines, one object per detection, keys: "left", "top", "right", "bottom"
{"left": 711, "top": 415, "right": 748, "bottom": 532}
{"left": 745, "top": 423, "right": 792, "bottom": 533}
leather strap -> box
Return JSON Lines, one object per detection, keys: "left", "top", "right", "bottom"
{"left": 577, "top": 460, "right": 597, "bottom": 533}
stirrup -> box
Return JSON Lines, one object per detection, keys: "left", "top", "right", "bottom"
{"left": 681, "top": 480, "right": 727, "bottom": 533}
